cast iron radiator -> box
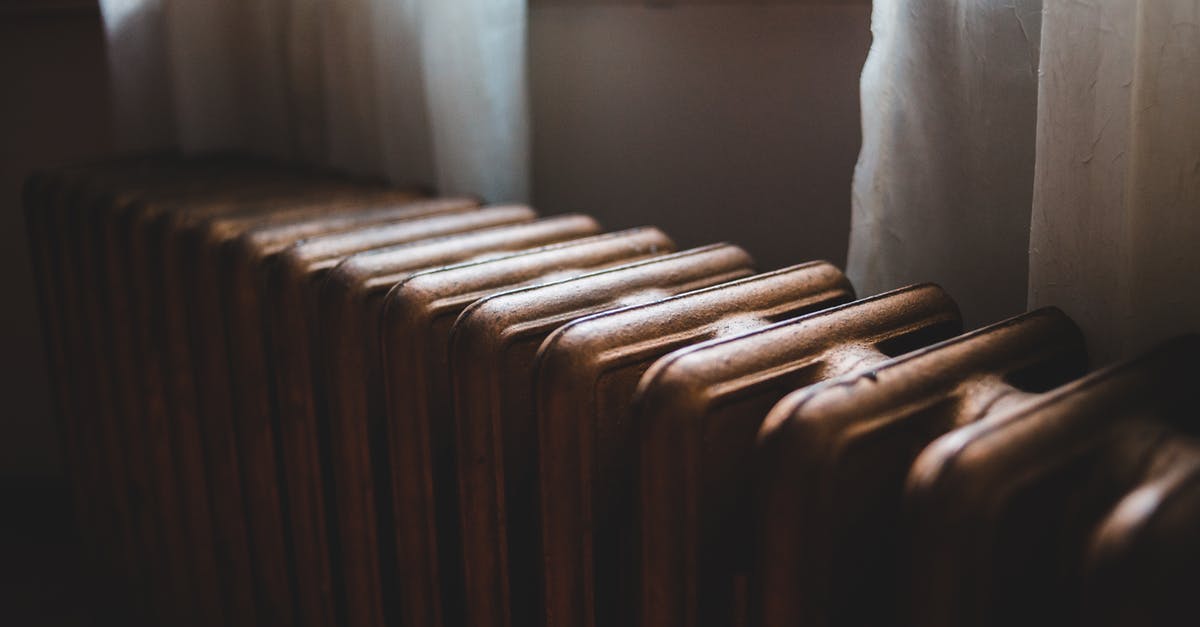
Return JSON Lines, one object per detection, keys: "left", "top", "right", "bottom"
{"left": 25, "top": 156, "right": 1199, "bottom": 627}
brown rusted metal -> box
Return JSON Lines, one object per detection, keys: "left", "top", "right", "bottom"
{"left": 33, "top": 156, "right": 1200, "bottom": 627}
{"left": 35, "top": 159, "right": 322, "bottom": 626}
{"left": 1082, "top": 426, "right": 1200, "bottom": 627}
{"left": 753, "top": 307, "right": 1087, "bottom": 627}
{"left": 379, "top": 227, "right": 676, "bottom": 627}
{"left": 112, "top": 164, "right": 335, "bottom": 626}
{"left": 904, "top": 335, "right": 1200, "bottom": 627}
{"left": 30, "top": 160, "right": 248, "bottom": 604}
{"left": 316, "top": 215, "right": 603, "bottom": 627}
{"left": 136, "top": 180, "right": 426, "bottom": 627}
{"left": 190, "top": 198, "right": 486, "bottom": 627}
{"left": 24, "top": 162, "right": 162, "bottom": 623}
{"left": 263, "top": 206, "right": 554, "bottom": 627}
{"left": 449, "top": 244, "right": 756, "bottom": 627}
{"left": 633, "top": 283, "right": 962, "bottom": 627}
{"left": 212, "top": 202, "right": 558, "bottom": 627}
{"left": 27, "top": 157, "right": 428, "bottom": 627}
{"left": 532, "top": 261, "right": 856, "bottom": 627}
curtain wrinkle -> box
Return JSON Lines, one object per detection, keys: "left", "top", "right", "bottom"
{"left": 98, "top": 0, "right": 529, "bottom": 202}
{"left": 855, "top": 0, "right": 1200, "bottom": 361}
{"left": 849, "top": 0, "right": 1042, "bottom": 328}
{"left": 421, "top": 0, "right": 530, "bottom": 201}
{"left": 1030, "top": 0, "right": 1200, "bottom": 362}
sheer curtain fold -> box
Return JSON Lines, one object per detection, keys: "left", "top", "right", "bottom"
{"left": 1031, "top": 0, "right": 1200, "bottom": 360}
{"left": 849, "top": 0, "right": 1043, "bottom": 328}
{"left": 98, "top": 0, "right": 529, "bottom": 202}
{"left": 852, "top": 0, "right": 1200, "bottom": 361}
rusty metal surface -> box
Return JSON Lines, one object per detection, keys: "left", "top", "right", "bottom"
{"left": 448, "top": 244, "right": 755, "bottom": 627}
{"left": 29, "top": 157, "right": 1200, "bottom": 627}
{"left": 137, "top": 181, "right": 422, "bottom": 627}
{"left": 103, "top": 165, "right": 325, "bottom": 626}
{"left": 192, "top": 197, "right": 482, "bottom": 627}
{"left": 316, "top": 215, "right": 602, "bottom": 627}
{"left": 905, "top": 335, "right": 1200, "bottom": 627}
{"left": 379, "top": 227, "right": 676, "bottom": 627}
{"left": 532, "top": 261, "right": 855, "bottom": 627}
{"left": 753, "top": 307, "right": 1087, "bottom": 627}
{"left": 214, "top": 201, "right": 539, "bottom": 627}
{"left": 254, "top": 206, "right": 561, "bottom": 624}
{"left": 255, "top": 205, "right": 543, "bottom": 627}
{"left": 23, "top": 164, "right": 163, "bottom": 623}
{"left": 162, "top": 187, "right": 431, "bottom": 627}
{"left": 263, "top": 206, "right": 546, "bottom": 627}
{"left": 38, "top": 161, "right": 319, "bottom": 626}
{"left": 26, "top": 158, "right": 425, "bottom": 627}
{"left": 634, "top": 283, "right": 962, "bottom": 627}
{"left": 1083, "top": 430, "right": 1200, "bottom": 627}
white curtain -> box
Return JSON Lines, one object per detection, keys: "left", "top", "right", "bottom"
{"left": 851, "top": 0, "right": 1200, "bottom": 362}
{"left": 98, "top": 0, "right": 530, "bottom": 203}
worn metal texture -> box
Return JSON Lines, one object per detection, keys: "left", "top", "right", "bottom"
{"left": 316, "top": 215, "right": 602, "bottom": 627}
{"left": 190, "top": 197, "right": 484, "bottom": 627}
{"left": 121, "top": 177, "right": 396, "bottom": 627}
{"left": 634, "top": 283, "right": 962, "bottom": 627}
{"left": 24, "top": 165, "right": 132, "bottom": 607}
{"left": 380, "top": 227, "right": 676, "bottom": 627}
{"left": 533, "top": 261, "right": 856, "bottom": 627}
{"left": 111, "top": 165, "right": 339, "bottom": 627}
{"left": 137, "top": 180, "right": 423, "bottom": 627}
{"left": 31, "top": 159, "right": 320, "bottom": 627}
{"left": 754, "top": 307, "right": 1087, "bottom": 627}
{"left": 34, "top": 156, "right": 1200, "bottom": 627}
{"left": 905, "top": 335, "right": 1200, "bottom": 627}
{"left": 449, "top": 244, "right": 756, "bottom": 627}
{"left": 27, "top": 159, "right": 243, "bottom": 588}
{"left": 23, "top": 162, "right": 175, "bottom": 624}
{"left": 162, "top": 186, "right": 433, "bottom": 627}
{"left": 27, "top": 157, "right": 420, "bottom": 627}
{"left": 221, "top": 201, "right": 552, "bottom": 627}
{"left": 263, "top": 206, "right": 544, "bottom": 627}
{"left": 1082, "top": 429, "right": 1200, "bottom": 627}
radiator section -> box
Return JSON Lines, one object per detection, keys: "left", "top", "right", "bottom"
{"left": 24, "top": 157, "right": 1200, "bottom": 627}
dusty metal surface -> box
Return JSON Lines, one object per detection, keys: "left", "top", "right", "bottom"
{"left": 163, "top": 187, "right": 437, "bottom": 627}
{"left": 1083, "top": 428, "right": 1200, "bottom": 627}
{"left": 262, "top": 206, "right": 537, "bottom": 627}
{"left": 316, "top": 215, "right": 602, "bottom": 627}
{"left": 532, "top": 261, "right": 855, "bottom": 627}
{"left": 754, "top": 307, "right": 1087, "bottom": 627}
{"left": 24, "top": 161, "right": 175, "bottom": 624}
{"left": 29, "top": 160, "right": 326, "bottom": 627}
{"left": 137, "top": 181, "right": 426, "bottom": 627}
{"left": 249, "top": 206, "right": 545, "bottom": 627}
{"left": 634, "top": 283, "right": 962, "bottom": 627}
{"left": 28, "top": 156, "right": 1200, "bottom": 627}
{"left": 193, "top": 197, "right": 483, "bottom": 627}
{"left": 448, "top": 244, "right": 755, "bottom": 627}
{"left": 905, "top": 335, "right": 1200, "bottom": 627}
{"left": 379, "top": 227, "right": 675, "bottom": 627}
{"left": 25, "top": 158, "right": 429, "bottom": 627}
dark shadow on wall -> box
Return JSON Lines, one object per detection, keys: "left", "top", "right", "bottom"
{"left": 0, "top": 5, "right": 114, "bottom": 479}
{"left": 1, "top": 7, "right": 113, "bottom": 623}
{"left": 530, "top": 4, "right": 872, "bottom": 273}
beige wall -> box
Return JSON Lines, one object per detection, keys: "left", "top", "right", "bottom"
{"left": 529, "top": 4, "right": 871, "bottom": 271}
